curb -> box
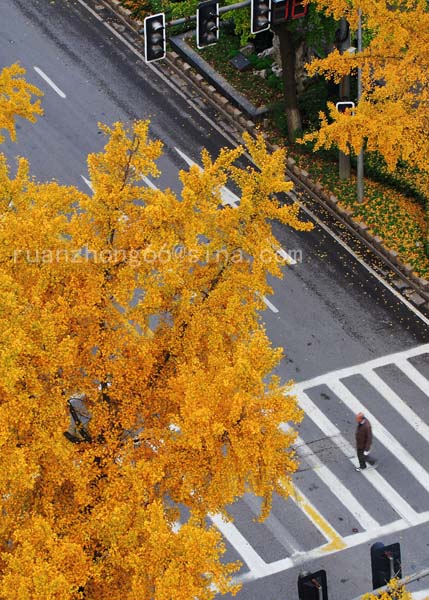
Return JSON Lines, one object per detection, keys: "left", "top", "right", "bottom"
{"left": 169, "top": 33, "right": 269, "bottom": 122}
{"left": 167, "top": 50, "right": 262, "bottom": 135}
{"left": 101, "top": 0, "right": 429, "bottom": 309}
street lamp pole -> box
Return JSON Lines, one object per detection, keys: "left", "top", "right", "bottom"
{"left": 356, "top": 7, "right": 364, "bottom": 203}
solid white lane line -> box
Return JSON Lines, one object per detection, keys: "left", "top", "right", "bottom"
{"left": 261, "top": 295, "right": 279, "bottom": 313}
{"left": 329, "top": 380, "right": 429, "bottom": 493}
{"left": 397, "top": 359, "right": 429, "bottom": 397}
{"left": 292, "top": 432, "right": 379, "bottom": 530}
{"left": 296, "top": 389, "right": 420, "bottom": 524}
{"left": 364, "top": 370, "right": 429, "bottom": 443}
{"left": 209, "top": 514, "right": 268, "bottom": 577}
{"left": 298, "top": 344, "right": 429, "bottom": 390}
{"left": 174, "top": 147, "right": 239, "bottom": 207}
{"left": 81, "top": 175, "right": 93, "bottom": 192}
{"left": 290, "top": 190, "right": 429, "bottom": 327}
{"left": 33, "top": 66, "right": 66, "bottom": 98}
{"left": 141, "top": 175, "right": 159, "bottom": 190}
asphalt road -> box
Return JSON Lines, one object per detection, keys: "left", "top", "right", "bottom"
{"left": 1, "top": 0, "right": 429, "bottom": 598}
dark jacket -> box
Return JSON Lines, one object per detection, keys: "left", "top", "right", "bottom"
{"left": 356, "top": 418, "right": 372, "bottom": 451}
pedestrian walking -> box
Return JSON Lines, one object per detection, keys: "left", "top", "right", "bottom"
{"left": 355, "top": 412, "right": 378, "bottom": 471}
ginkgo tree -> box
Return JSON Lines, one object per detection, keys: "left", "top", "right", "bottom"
{"left": 301, "top": 0, "right": 429, "bottom": 203}
{"left": 0, "top": 63, "right": 43, "bottom": 141}
{"left": 361, "top": 577, "right": 423, "bottom": 599}
{"left": 0, "top": 64, "right": 312, "bottom": 599}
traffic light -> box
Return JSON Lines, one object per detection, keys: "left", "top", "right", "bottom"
{"left": 298, "top": 570, "right": 328, "bottom": 600}
{"left": 371, "top": 542, "right": 402, "bottom": 590}
{"left": 196, "top": 0, "right": 219, "bottom": 49}
{"left": 143, "top": 13, "right": 166, "bottom": 63}
{"left": 251, "top": 0, "right": 272, "bottom": 34}
{"left": 63, "top": 394, "right": 92, "bottom": 443}
{"left": 335, "top": 101, "right": 355, "bottom": 113}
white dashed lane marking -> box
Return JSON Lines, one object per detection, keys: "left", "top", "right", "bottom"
{"left": 33, "top": 66, "right": 66, "bottom": 98}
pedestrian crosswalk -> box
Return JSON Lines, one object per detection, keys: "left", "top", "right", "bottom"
{"left": 80, "top": 150, "right": 429, "bottom": 583}
{"left": 210, "top": 343, "right": 429, "bottom": 583}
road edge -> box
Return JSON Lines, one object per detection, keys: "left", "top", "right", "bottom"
{"left": 87, "top": 0, "right": 429, "bottom": 314}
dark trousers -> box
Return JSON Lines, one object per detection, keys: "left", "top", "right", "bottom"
{"left": 357, "top": 449, "right": 376, "bottom": 469}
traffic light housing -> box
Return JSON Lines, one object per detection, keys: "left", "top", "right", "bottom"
{"left": 251, "top": 0, "right": 272, "bottom": 34}
{"left": 298, "top": 570, "right": 328, "bottom": 600}
{"left": 271, "top": 0, "right": 307, "bottom": 24}
{"left": 63, "top": 394, "right": 92, "bottom": 444}
{"left": 336, "top": 101, "right": 355, "bottom": 113}
{"left": 371, "top": 542, "right": 402, "bottom": 590}
{"left": 143, "top": 13, "right": 166, "bottom": 63}
{"left": 196, "top": 0, "right": 219, "bottom": 49}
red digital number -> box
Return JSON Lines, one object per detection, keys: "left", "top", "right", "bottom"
{"left": 289, "top": 0, "right": 308, "bottom": 19}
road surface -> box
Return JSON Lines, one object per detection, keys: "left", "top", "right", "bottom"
{"left": 1, "top": 0, "right": 429, "bottom": 597}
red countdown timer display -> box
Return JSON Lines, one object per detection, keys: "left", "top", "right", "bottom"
{"left": 271, "top": 0, "right": 308, "bottom": 23}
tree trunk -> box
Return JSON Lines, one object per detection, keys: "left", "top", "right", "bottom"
{"left": 274, "top": 22, "right": 302, "bottom": 143}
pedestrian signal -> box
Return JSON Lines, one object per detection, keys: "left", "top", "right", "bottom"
{"left": 335, "top": 101, "right": 355, "bottom": 113}
{"left": 298, "top": 570, "right": 328, "bottom": 600}
{"left": 370, "top": 541, "right": 402, "bottom": 590}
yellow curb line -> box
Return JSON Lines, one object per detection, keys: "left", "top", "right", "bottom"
{"left": 280, "top": 477, "right": 346, "bottom": 552}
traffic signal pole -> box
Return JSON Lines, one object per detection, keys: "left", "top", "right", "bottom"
{"left": 335, "top": 18, "right": 351, "bottom": 180}
{"left": 166, "top": 0, "right": 251, "bottom": 27}
{"left": 356, "top": 8, "right": 364, "bottom": 203}
{"left": 387, "top": 551, "right": 395, "bottom": 580}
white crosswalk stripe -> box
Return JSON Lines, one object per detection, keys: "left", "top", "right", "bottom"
{"left": 209, "top": 513, "right": 268, "bottom": 577}
{"left": 81, "top": 174, "right": 93, "bottom": 192}
{"left": 397, "top": 358, "right": 429, "bottom": 396}
{"left": 141, "top": 175, "right": 158, "bottom": 190}
{"left": 82, "top": 144, "right": 429, "bottom": 580}
{"left": 295, "top": 388, "right": 422, "bottom": 525}
{"left": 363, "top": 369, "right": 429, "bottom": 443}
{"left": 243, "top": 494, "right": 302, "bottom": 555}
{"left": 208, "top": 344, "right": 429, "bottom": 583}
{"left": 329, "top": 378, "right": 429, "bottom": 491}
{"left": 293, "top": 433, "right": 379, "bottom": 530}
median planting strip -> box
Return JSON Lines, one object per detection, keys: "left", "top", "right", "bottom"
{"left": 93, "top": 0, "right": 429, "bottom": 312}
